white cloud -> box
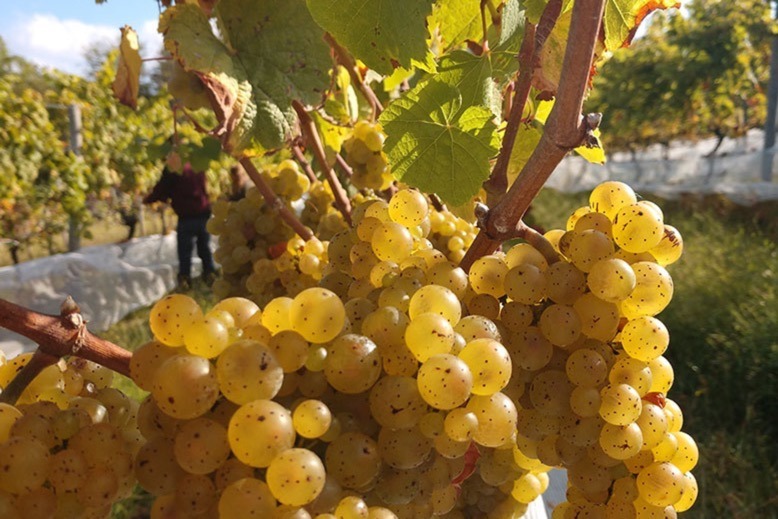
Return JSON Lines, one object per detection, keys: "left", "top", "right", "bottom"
{"left": 6, "top": 14, "right": 163, "bottom": 76}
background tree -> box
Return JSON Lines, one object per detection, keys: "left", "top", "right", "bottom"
{"left": 588, "top": 0, "right": 773, "bottom": 155}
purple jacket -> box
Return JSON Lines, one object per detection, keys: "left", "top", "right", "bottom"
{"left": 144, "top": 165, "right": 211, "bottom": 218}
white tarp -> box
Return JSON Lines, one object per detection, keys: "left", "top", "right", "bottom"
{"left": 549, "top": 129, "right": 778, "bottom": 203}
{"left": 0, "top": 234, "right": 199, "bottom": 358}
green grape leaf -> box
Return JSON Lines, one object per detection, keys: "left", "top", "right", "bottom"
{"left": 430, "top": 0, "right": 486, "bottom": 52}
{"left": 434, "top": 4, "right": 526, "bottom": 121}
{"left": 498, "top": 0, "right": 523, "bottom": 48}
{"left": 436, "top": 52, "right": 503, "bottom": 119}
{"left": 603, "top": 0, "right": 680, "bottom": 50}
{"left": 522, "top": 0, "right": 575, "bottom": 24}
{"left": 187, "top": 136, "right": 223, "bottom": 171}
{"left": 507, "top": 123, "right": 543, "bottom": 184}
{"left": 306, "top": 0, "right": 435, "bottom": 75}
{"left": 161, "top": 0, "right": 331, "bottom": 155}
{"left": 380, "top": 79, "right": 500, "bottom": 206}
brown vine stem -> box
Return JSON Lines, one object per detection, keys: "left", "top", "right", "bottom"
{"left": 291, "top": 142, "right": 318, "bottom": 183}
{"left": 483, "top": 0, "right": 563, "bottom": 206}
{"left": 429, "top": 193, "right": 447, "bottom": 213}
{"left": 239, "top": 157, "right": 314, "bottom": 240}
{"left": 335, "top": 154, "right": 354, "bottom": 178}
{"left": 0, "top": 298, "right": 132, "bottom": 377}
{"left": 0, "top": 349, "right": 58, "bottom": 405}
{"left": 517, "top": 222, "right": 560, "bottom": 265}
{"left": 461, "top": 0, "right": 606, "bottom": 272}
{"left": 323, "top": 33, "right": 384, "bottom": 119}
{"left": 292, "top": 100, "right": 353, "bottom": 225}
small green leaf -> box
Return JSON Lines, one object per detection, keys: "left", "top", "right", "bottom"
{"left": 306, "top": 0, "right": 435, "bottom": 75}
{"left": 380, "top": 79, "right": 500, "bottom": 206}
{"left": 383, "top": 66, "right": 415, "bottom": 92}
{"left": 531, "top": 99, "right": 607, "bottom": 165}
{"left": 604, "top": 0, "right": 680, "bottom": 50}
{"left": 575, "top": 129, "right": 606, "bottom": 164}
{"left": 311, "top": 112, "right": 349, "bottom": 166}
{"left": 430, "top": 0, "right": 487, "bottom": 52}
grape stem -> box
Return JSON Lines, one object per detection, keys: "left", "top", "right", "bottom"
{"left": 517, "top": 222, "right": 560, "bottom": 265}
{"left": 292, "top": 100, "right": 353, "bottom": 225}
{"left": 335, "top": 154, "right": 354, "bottom": 178}
{"left": 480, "top": 0, "right": 490, "bottom": 50}
{"left": 323, "top": 33, "right": 384, "bottom": 119}
{"left": 429, "top": 193, "right": 447, "bottom": 213}
{"left": 238, "top": 157, "right": 314, "bottom": 240}
{"left": 0, "top": 349, "right": 58, "bottom": 405}
{"left": 461, "top": 0, "right": 606, "bottom": 272}
{"left": 291, "top": 141, "right": 318, "bottom": 183}
{"left": 482, "top": 0, "right": 562, "bottom": 206}
{"left": 0, "top": 297, "right": 132, "bottom": 377}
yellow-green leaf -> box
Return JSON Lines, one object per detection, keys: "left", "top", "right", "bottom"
{"left": 112, "top": 26, "right": 141, "bottom": 110}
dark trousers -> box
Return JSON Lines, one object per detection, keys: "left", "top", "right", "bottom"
{"left": 177, "top": 212, "right": 216, "bottom": 278}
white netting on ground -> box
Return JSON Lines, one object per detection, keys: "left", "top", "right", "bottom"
{"left": 548, "top": 129, "right": 778, "bottom": 203}
{"left": 0, "top": 234, "right": 206, "bottom": 358}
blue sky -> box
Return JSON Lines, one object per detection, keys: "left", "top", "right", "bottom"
{"left": 0, "top": 0, "right": 163, "bottom": 76}
{"left": 0, "top": 1, "right": 690, "bottom": 77}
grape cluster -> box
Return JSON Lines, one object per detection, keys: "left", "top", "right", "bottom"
{"left": 0, "top": 180, "right": 697, "bottom": 518}
{"left": 208, "top": 159, "right": 349, "bottom": 304}
{"left": 342, "top": 121, "right": 394, "bottom": 191}
{"left": 0, "top": 356, "right": 141, "bottom": 518}
{"left": 496, "top": 181, "right": 696, "bottom": 518}
{"left": 128, "top": 182, "right": 697, "bottom": 517}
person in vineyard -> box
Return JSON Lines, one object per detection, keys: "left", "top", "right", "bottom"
{"left": 143, "top": 157, "right": 218, "bottom": 289}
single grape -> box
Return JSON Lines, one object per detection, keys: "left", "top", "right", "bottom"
{"left": 324, "top": 334, "right": 382, "bottom": 394}
{"left": 149, "top": 294, "right": 203, "bottom": 346}
{"left": 416, "top": 354, "right": 473, "bottom": 410}
{"left": 151, "top": 354, "right": 219, "bottom": 419}
{"left": 405, "top": 312, "right": 455, "bottom": 362}
{"left": 266, "top": 448, "right": 326, "bottom": 506}
{"left": 457, "top": 338, "right": 512, "bottom": 395}
{"left": 612, "top": 203, "right": 664, "bottom": 253}
{"left": 636, "top": 461, "right": 685, "bottom": 507}
{"left": 368, "top": 376, "right": 427, "bottom": 429}
{"left": 174, "top": 417, "right": 231, "bottom": 474}
{"left": 228, "top": 400, "right": 295, "bottom": 468}
{"left": 289, "top": 288, "right": 346, "bottom": 344}
{"left": 217, "top": 339, "right": 284, "bottom": 404}
{"left": 589, "top": 181, "right": 637, "bottom": 220}
{"left": 292, "top": 399, "right": 332, "bottom": 439}
{"left": 388, "top": 189, "right": 429, "bottom": 227}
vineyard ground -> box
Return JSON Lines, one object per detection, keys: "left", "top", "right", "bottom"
{"left": 87, "top": 189, "right": 778, "bottom": 518}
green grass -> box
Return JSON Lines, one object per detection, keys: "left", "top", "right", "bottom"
{"left": 531, "top": 188, "right": 778, "bottom": 519}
